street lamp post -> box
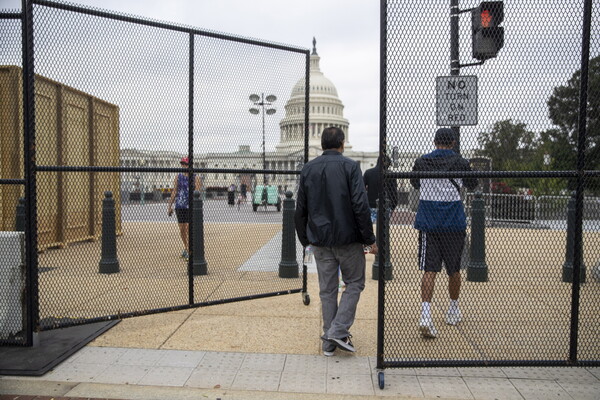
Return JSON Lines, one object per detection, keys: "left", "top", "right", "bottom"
{"left": 249, "top": 93, "right": 276, "bottom": 186}
{"left": 139, "top": 160, "right": 145, "bottom": 205}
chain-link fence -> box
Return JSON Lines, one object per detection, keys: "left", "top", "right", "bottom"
{"left": 378, "top": 0, "right": 599, "bottom": 371}
{"left": 0, "top": 0, "right": 309, "bottom": 345}
{"left": 0, "top": 6, "right": 27, "bottom": 346}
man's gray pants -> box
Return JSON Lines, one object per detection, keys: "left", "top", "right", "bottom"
{"left": 312, "top": 242, "right": 366, "bottom": 340}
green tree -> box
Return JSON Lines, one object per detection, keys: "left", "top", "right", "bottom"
{"left": 476, "top": 119, "right": 537, "bottom": 171}
{"left": 475, "top": 119, "right": 538, "bottom": 190}
{"left": 526, "top": 130, "right": 571, "bottom": 195}
{"left": 547, "top": 55, "right": 600, "bottom": 172}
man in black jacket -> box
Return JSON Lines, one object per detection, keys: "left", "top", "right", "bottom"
{"left": 295, "top": 127, "right": 378, "bottom": 356}
{"left": 364, "top": 154, "right": 398, "bottom": 223}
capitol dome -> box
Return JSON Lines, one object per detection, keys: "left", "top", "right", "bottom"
{"left": 276, "top": 38, "right": 351, "bottom": 155}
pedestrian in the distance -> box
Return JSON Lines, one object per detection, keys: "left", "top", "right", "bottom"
{"left": 295, "top": 126, "right": 378, "bottom": 357}
{"left": 167, "top": 157, "right": 201, "bottom": 260}
{"left": 363, "top": 154, "right": 398, "bottom": 223}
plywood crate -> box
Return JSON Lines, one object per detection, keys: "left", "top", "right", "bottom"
{"left": 0, "top": 66, "right": 121, "bottom": 251}
{"left": 91, "top": 99, "right": 122, "bottom": 237}
{"left": 0, "top": 67, "right": 24, "bottom": 232}
{"left": 35, "top": 76, "right": 61, "bottom": 248}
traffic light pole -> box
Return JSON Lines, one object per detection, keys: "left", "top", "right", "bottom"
{"left": 449, "top": 1, "right": 486, "bottom": 154}
{"left": 450, "top": 0, "right": 461, "bottom": 154}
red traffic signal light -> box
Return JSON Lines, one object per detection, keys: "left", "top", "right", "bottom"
{"left": 472, "top": 1, "right": 504, "bottom": 60}
{"left": 481, "top": 9, "right": 492, "bottom": 27}
{"left": 474, "top": 2, "right": 504, "bottom": 29}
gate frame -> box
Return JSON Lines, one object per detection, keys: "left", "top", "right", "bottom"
{"left": 8, "top": 0, "right": 311, "bottom": 346}
{"left": 377, "top": 0, "right": 599, "bottom": 369}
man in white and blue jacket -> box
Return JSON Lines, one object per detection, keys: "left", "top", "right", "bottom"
{"left": 410, "top": 128, "right": 478, "bottom": 338}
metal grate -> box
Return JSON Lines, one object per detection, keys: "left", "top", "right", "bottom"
{"left": 0, "top": 8, "right": 27, "bottom": 346}
{"left": 378, "top": 0, "right": 599, "bottom": 368}
{"left": 1, "top": 0, "right": 309, "bottom": 342}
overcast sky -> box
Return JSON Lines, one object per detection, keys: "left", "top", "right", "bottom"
{"left": 0, "top": 0, "right": 381, "bottom": 152}
{"left": 1, "top": 0, "right": 597, "bottom": 156}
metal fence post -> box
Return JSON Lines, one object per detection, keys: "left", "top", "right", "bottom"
{"left": 192, "top": 190, "right": 208, "bottom": 276}
{"left": 98, "top": 191, "right": 119, "bottom": 274}
{"left": 467, "top": 191, "right": 488, "bottom": 282}
{"left": 15, "top": 197, "right": 25, "bottom": 232}
{"left": 279, "top": 191, "right": 298, "bottom": 278}
{"left": 562, "top": 192, "right": 586, "bottom": 283}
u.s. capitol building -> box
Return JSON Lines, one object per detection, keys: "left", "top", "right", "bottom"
{"left": 120, "top": 40, "right": 416, "bottom": 197}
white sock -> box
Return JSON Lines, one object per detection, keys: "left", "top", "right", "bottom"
{"left": 421, "top": 302, "right": 431, "bottom": 317}
{"left": 449, "top": 299, "right": 459, "bottom": 311}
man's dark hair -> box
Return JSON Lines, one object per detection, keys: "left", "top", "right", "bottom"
{"left": 321, "top": 127, "right": 345, "bottom": 150}
{"left": 434, "top": 128, "right": 455, "bottom": 146}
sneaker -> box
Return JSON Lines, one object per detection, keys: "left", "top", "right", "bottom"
{"left": 323, "top": 341, "right": 336, "bottom": 357}
{"left": 329, "top": 335, "right": 355, "bottom": 352}
{"left": 446, "top": 308, "right": 462, "bottom": 325}
{"left": 419, "top": 316, "right": 438, "bottom": 338}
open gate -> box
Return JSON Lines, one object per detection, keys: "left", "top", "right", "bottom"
{"left": 0, "top": 0, "right": 309, "bottom": 346}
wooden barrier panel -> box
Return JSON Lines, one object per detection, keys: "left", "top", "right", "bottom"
{"left": 0, "top": 67, "right": 24, "bottom": 232}
{"left": 0, "top": 66, "right": 121, "bottom": 250}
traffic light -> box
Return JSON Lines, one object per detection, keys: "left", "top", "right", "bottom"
{"left": 471, "top": 1, "right": 504, "bottom": 60}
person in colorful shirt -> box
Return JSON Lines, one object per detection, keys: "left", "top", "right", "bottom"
{"left": 410, "top": 128, "right": 478, "bottom": 338}
{"left": 167, "top": 157, "right": 202, "bottom": 260}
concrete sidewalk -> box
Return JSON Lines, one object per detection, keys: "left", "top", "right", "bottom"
{"left": 2, "top": 270, "right": 600, "bottom": 399}
{"left": 3, "top": 348, "right": 600, "bottom": 400}
{"left": 2, "top": 345, "right": 600, "bottom": 399}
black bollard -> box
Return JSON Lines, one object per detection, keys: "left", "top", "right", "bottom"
{"left": 15, "top": 197, "right": 25, "bottom": 232}
{"left": 467, "top": 191, "right": 488, "bottom": 282}
{"left": 372, "top": 199, "right": 392, "bottom": 281}
{"left": 371, "top": 253, "right": 379, "bottom": 280}
{"left": 192, "top": 191, "right": 208, "bottom": 276}
{"left": 279, "top": 191, "right": 298, "bottom": 278}
{"left": 98, "top": 191, "right": 120, "bottom": 274}
{"left": 562, "top": 192, "right": 586, "bottom": 283}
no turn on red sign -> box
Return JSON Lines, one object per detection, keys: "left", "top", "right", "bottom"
{"left": 436, "top": 75, "right": 478, "bottom": 126}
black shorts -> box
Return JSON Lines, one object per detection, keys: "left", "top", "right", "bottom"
{"left": 175, "top": 208, "right": 189, "bottom": 224}
{"left": 418, "top": 231, "right": 466, "bottom": 275}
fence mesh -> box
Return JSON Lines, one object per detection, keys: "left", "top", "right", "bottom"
{"left": 381, "top": 0, "right": 599, "bottom": 366}
{"left": 0, "top": 10, "right": 26, "bottom": 345}
{"left": 1, "top": 0, "right": 308, "bottom": 338}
